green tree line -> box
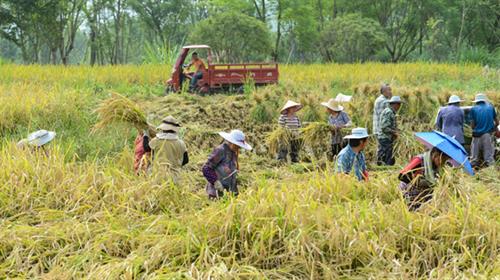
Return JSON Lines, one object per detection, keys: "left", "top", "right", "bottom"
{"left": 0, "top": 0, "right": 498, "bottom": 65}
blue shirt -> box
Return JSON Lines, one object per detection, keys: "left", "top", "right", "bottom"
{"left": 336, "top": 145, "right": 367, "bottom": 181}
{"left": 470, "top": 102, "right": 497, "bottom": 136}
{"left": 435, "top": 105, "right": 465, "bottom": 144}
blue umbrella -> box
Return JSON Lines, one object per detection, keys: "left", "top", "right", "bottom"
{"left": 414, "top": 130, "right": 474, "bottom": 176}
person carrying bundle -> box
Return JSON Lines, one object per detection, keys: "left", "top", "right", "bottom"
{"left": 335, "top": 127, "right": 369, "bottom": 181}
{"left": 321, "top": 98, "right": 352, "bottom": 159}
{"left": 202, "top": 129, "right": 252, "bottom": 199}
{"left": 277, "top": 100, "right": 302, "bottom": 163}
{"left": 149, "top": 116, "right": 189, "bottom": 182}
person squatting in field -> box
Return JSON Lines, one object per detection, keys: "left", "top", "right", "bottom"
{"left": 17, "top": 130, "right": 56, "bottom": 156}
{"left": 202, "top": 129, "right": 252, "bottom": 199}
{"left": 398, "top": 147, "right": 451, "bottom": 211}
{"left": 469, "top": 93, "right": 499, "bottom": 168}
{"left": 377, "top": 96, "right": 404, "bottom": 166}
{"left": 321, "top": 98, "right": 352, "bottom": 160}
{"left": 277, "top": 100, "right": 303, "bottom": 163}
{"left": 148, "top": 116, "right": 189, "bottom": 183}
{"left": 435, "top": 95, "right": 465, "bottom": 146}
{"left": 335, "top": 127, "right": 370, "bottom": 181}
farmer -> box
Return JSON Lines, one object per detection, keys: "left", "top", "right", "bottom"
{"left": 133, "top": 126, "right": 154, "bottom": 175}
{"left": 17, "top": 130, "right": 56, "bottom": 155}
{"left": 277, "top": 100, "right": 302, "bottom": 163}
{"left": 186, "top": 52, "right": 206, "bottom": 91}
{"left": 435, "top": 95, "right": 465, "bottom": 146}
{"left": 398, "top": 147, "right": 451, "bottom": 211}
{"left": 149, "top": 116, "right": 189, "bottom": 182}
{"left": 373, "top": 84, "right": 393, "bottom": 165}
{"left": 321, "top": 98, "right": 352, "bottom": 159}
{"left": 378, "top": 96, "right": 403, "bottom": 166}
{"left": 335, "top": 127, "right": 369, "bottom": 181}
{"left": 469, "top": 93, "right": 499, "bottom": 167}
{"left": 202, "top": 129, "right": 252, "bottom": 199}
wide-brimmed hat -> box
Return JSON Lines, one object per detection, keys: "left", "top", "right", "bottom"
{"left": 344, "top": 127, "right": 370, "bottom": 140}
{"left": 26, "top": 130, "right": 56, "bottom": 147}
{"left": 281, "top": 100, "right": 302, "bottom": 114}
{"left": 388, "top": 96, "right": 403, "bottom": 104}
{"left": 473, "top": 93, "right": 488, "bottom": 103}
{"left": 157, "top": 116, "right": 181, "bottom": 132}
{"left": 447, "top": 95, "right": 463, "bottom": 104}
{"left": 219, "top": 129, "right": 252, "bottom": 150}
{"left": 321, "top": 98, "right": 344, "bottom": 111}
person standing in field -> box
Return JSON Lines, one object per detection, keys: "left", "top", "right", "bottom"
{"left": 149, "top": 116, "right": 189, "bottom": 182}
{"left": 17, "top": 130, "right": 56, "bottom": 155}
{"left": 335, "top": 127, "right": 370, "bottom": 181}
{"left": 435, "top": 95, "right": 465, "bottom": 146}
{"left": 373, "top": 84, "right": 393, "bottom": 166}
{"left": 469, "top": 93, "right": 499, "bottom": 168}
{"left": 321, "top": 98, "right": 352, "bottom": 160}
{"left": 202, "top": 129, "right": 252, "bottom": 199}
{"left": 398, "top": 147, "right": 451, "bottom": 211}
{"left": 277, "top": 100, "right": 303, "bottom": 163}
{"left": 378, "top": 96, "right": 403, "bottom": 166}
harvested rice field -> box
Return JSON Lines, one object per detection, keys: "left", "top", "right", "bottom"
{"left": 0, "top": 63, "right": 499, "bottom": 279}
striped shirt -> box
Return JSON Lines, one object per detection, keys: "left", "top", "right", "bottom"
{"left": 278, "top": 114, "right": 301, "bottom": 134}
{"left": 373, "top": 95, "right": 389, "bottom": 137}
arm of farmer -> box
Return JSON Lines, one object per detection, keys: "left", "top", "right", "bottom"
{"left": 143, "top": 131, "right": 151, "bottom": 153}
{"left": 343, "top": 113, "right": 352, "bottom": 128}
{"left": 202, "top": 147, "right": 224, "bottom": 184}
{"left": 398, "top": 157, "right": 422, "bottom": 184}
{"left": 361, "top": 154, "right": 369, "bottom": 181}
{"left": 435, "top": 109, "right": 443, "bottom": 131}
{"left": 380, "top": 111, "right": 397, "bottom": 136}
{"left": 182, "top": 151, "right": 189, "bottom": 166}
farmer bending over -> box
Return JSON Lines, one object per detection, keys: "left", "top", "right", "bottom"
{"left": 202, "top": 129, "right": 252, "bottom": 199}
{"left": 335, "top": 128, "right": 369, "bottom": 181}
{"left": 277, "top": 100, "right": 302, "bottom": 163}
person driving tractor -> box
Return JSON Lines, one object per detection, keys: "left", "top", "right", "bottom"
{"left": 182, "top": 52, "right": 206, "bottom": 91}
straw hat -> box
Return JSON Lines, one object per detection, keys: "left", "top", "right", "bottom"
{"left": 388, "top": 96, "right": 403, "bottom": 104}
{"left": 473, "top": 93, "right": 487, "bottom": 103}
{"left": 280, "top": 100, "right": 302, "bottom": 114}
{"left": 321, "top": 98, "right": 344, "bottom": 111}
{"left": 219, "top": 129, "right": 252, "bottom": 150}
{"left": 157, "top": 116, "right": 181, "bottom": 132}
{"left": 344, "top": 127, "right": 370, "bottom": 140}
{"left": 25, "top": 130, "right": 56, "bottom": 147}
{"left": 447, "top": 95, "right": 463, "bottom": 104}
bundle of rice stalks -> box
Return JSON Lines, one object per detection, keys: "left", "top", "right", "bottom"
{"left": 301, "top": 122, "right": 331, "bottom": 158}
{"left": 94, "top": 93, "right": 154, "bottom": 135}
{"left": 266, "top": 126, "right": 293, "bottom": 155}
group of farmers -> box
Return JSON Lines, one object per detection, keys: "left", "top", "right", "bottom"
{"left": 18, "top": 84, "right": 498, "bottom": 210}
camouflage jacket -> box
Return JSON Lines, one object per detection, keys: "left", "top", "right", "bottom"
{"left": 379, "top": 107, "right": 398, "bottom": 140}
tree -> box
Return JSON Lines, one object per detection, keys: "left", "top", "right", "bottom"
{"left": 188, "top": 11, "right": 272, "bottom": 62}
{"left": 320, "top": 13, "right": 386, "bottom": 63}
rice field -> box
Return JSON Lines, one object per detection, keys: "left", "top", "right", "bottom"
{"left": 0, "top": 63, "right": 499, "bottom": 279}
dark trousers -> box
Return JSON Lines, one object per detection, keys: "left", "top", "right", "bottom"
{"left": 328, "top": 143, "right": 343, "bottom": 161}
{"left": 377, "top": 138, "right": 395, "bottom": 166}
{"left": 190, "top": 71, "right": 203, "bottom": 89}
{"left": 278, "top": 139, "right": 300, "bottom": 163}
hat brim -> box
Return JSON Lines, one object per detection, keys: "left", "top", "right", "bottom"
{"left": 29, "top": 131, "right": 56, "bottom": 146}
{"left": 219, "top": 132, "right": 252, "bottom": 150}
{"left": 448, "top": 100, "right": 463, "bottom": 104}
{"left": 157, "top": 123, "right": 180, "bottom": 132}
{"left": 472, "top": 99, "right": 486, "bottom": 103}
{"left": 321, "top": 102, "right": 344, "bottom": 111}
{"left": 281, "top": 105, "right": 303, "bottom": 114}
{"left": 344, "top": 134, "right": 370, "bottom": 140}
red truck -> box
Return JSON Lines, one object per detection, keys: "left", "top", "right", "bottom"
{"left": 166, "top": 45, "right": 279, "bottom": 94}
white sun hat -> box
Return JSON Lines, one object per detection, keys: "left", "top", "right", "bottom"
{"left": 473, "top": 93, "right": 488, "bottom": 103}
{"left": 157, "top": 115, "right": 181, "bottom": 132}
{"left": 334, "top": 93, "right": 353, "bottom": 102}
{"left": 219, "top": 129, "right": 252, "bottom": 150}
{"left": 447, "top": 95, "right": 463, "bottom": 104}
{"left": 26, "top": 130, "right": 56, "bottom": 147}
{"left": 321, "top": 98, "right": 344, "bottom": 111}
{"left": 280, "top": 100, "right": 303, "bottom": 114}
{"left": 344, "top": 127, "right": 370, "bottom": 140}
{"left": 388, "top": 96, "right": 403, "bottom": 104}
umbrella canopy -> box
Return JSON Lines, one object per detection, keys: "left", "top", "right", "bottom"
{"left": 414, "top": 131, "right": 474, "bottom": 175}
